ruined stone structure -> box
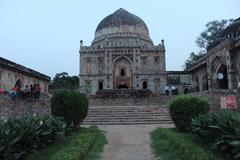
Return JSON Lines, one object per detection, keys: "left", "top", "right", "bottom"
{"left": 79, "top": 8, "right": 166, "bottom": 95}
{"left": 0, "top": 57, "right": 50, "bottom": 93}
{"left": 0, "top": 57, "right": 51, "bottom": 120}
{"left": 188, "top": 17, "right": 240, "bottom": 91}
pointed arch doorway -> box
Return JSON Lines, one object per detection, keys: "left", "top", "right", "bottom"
{"left": 113, "top": 56, "right": 133, "bottom": 90}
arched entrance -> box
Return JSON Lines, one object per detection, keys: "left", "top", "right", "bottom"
{"left": 113, "top": 56, "right": 132, "bottom": 90}
{"left": 216, "top": 65, "right": 228, "bottom": 89}
{"left": 15, "top": 79, "right": 23, "bottom": 88}
{"left": 118, "top": 82, "right": 128, "bottom": 89}
{"left": 98, "top": 81, "right": 103, "bottom": 90}
{"left": 202, "top": 72, "right": 208, "bottom": 90}
{"left": 211, "top": 56, "right": 228, "bottom": 89}
{"left": 194, "top": 76, "right": 199, "bottom": 91}
{"left": 142, "top": 81, "right": 147, "bottom": 89}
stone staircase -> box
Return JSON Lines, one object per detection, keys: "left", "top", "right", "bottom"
{"left": 83, "top": 105, "right": 173, "bottom": 125}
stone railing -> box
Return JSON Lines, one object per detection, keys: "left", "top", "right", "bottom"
{"left": 0, "top": 94, "right": 50, "bottom": 120}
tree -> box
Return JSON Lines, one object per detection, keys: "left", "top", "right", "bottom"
{"left": 195, "top": 19, "right": 233, "bottom": 50}
{"left": 183, "top": 19, "right": 233, "bottom": 70}
{"left": 183, "top": 51, "right": 206, "bottom": 70}
{"left": 50, "top": 72, "right": 79, "bottom": 88}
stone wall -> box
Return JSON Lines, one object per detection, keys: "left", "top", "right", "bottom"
{"left": 190, "top": 89, "right": 240, "bottom": 110}
{"left": 0, "top": 94, "right": 50, "bottom": 120}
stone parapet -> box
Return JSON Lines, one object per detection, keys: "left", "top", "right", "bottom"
{"left": 190, "top": 89, "right": 240, "bottom": 110}
{"left": 0, "top": 94, "right": 50, "bottom": 120}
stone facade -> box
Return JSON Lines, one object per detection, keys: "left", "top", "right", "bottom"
{"left": 166, "top": 71, "right": 191, "bottom": 93}
{"left": 0, "top": 94, "right": 50, "bottom": 120}
{"left": 188, "top": 17, "right": 240, "bottom": 92}
{"left": 0, "top": 57, "right": 50, "bottom": 93}
{"left": 79, "top": 8, "right": 166, "bottom": 95}
{"left": 88, "top": 95, "right": 172, "bottom": 106}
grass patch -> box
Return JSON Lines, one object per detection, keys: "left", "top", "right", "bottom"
{"left": 85, "top": 130, "right": 107, "bottom": 160}
{"left": 151, "top": 128, "right": 222, "bottom": 160}
{"left": 26, "top": 126, "right": 107, "bottom": 160}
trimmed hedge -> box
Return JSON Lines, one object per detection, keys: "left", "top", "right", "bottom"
{"left": 169, "top": 95, "right": 210, "bottom": 132}
{"left": 51, "top": 90, "right": 89, "bottom": 128}
{"left": 151, "top": 128, "right": 221, "bottom": 160}
{"left": 0, "top": 115, "right": 65, "bottom": 160}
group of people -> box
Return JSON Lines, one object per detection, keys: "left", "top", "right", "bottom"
{"left": 164, "top": 84, "right": 189, "bottom": 95}
{"left": 0, "top": 83, "right": 41, "bottom": 100}
{"left": 164, "top": 84, "right": 179, "bottom": 95}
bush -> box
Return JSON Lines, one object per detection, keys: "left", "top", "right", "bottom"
{"left": 192, "top": 110, "right": 240, "bottom": 159}
{"left": 0, "top": 115, "right": 65, "bottom": 160}
{"left": 151, "top": 128, "right": 220, "bottom": 160}
{"left": 169, "top": 95, "right": 210, "bottom": 132}
{"left": 51, "top": 90, "right": 89, "bottom": 128}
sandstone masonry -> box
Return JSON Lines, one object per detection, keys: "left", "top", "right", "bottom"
{"left": 0, "top": 94, "right": 50, "bottom": 120}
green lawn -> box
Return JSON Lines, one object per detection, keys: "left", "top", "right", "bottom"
{"left": 26, "top": 126, "right": 107, "bottom": 160}
{"left": 151, "top": 128, "right": 222, "bottom": 160}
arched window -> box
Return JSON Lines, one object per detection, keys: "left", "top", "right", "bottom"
{"left": 15, "top": 79, "right": 22, "bottom": 88}
{"left": 98, "top": 58, "right": 104, "bottom": 74}
{"left": 121, "top": 69, "right": 125, "bottom": 76}
{"left": 86, "top": 59, "right": 91, "bottom": 74}
{"left": 143, "top": 81, "right": 147, "bottom": 89}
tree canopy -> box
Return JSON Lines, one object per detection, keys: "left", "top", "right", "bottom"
{"left": 183, "top": 51, "right": 206, "bottom": 70}
{"left": 50, "top": 72, "right": 79, "bottom": 88}
{"left": 195, "top": 19, "right": 233, "bottom": 50}
{"left": 183, "top": 19, "right": 233, "bottom": 70}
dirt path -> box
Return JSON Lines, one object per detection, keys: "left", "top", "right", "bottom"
{"left": 98, "top": 124, "right": 173, "bottom": 160}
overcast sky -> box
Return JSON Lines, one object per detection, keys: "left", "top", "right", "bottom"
{"left": 0, "top": 0, "right": 239, "bottom": 78}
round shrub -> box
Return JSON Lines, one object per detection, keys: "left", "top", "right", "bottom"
{"left": 169, "top": 95, "right": 210, "bottom": 132}
{"left": 51, "top": 90, "right": 89, "bottom": 128}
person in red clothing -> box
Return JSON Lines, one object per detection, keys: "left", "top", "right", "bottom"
{"left": 0, "top": 89, "right": 6, "bottom": 94}
{"left": 10, "top": 85, "right": 20, "bottom": 99}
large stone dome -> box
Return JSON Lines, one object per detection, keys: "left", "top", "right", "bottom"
{"left": 92, "top": 8, "right": 153, "bottom": 46}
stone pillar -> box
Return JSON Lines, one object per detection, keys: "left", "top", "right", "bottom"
{"left": 226, "top": 48, "right": 234, "bottom": 89}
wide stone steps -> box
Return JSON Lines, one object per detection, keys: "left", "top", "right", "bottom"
{"left": 83, "top": 105, "right": 173, "bottom": 125}
{"left": 86, "top": 114, "right": 171, "bottom": 117}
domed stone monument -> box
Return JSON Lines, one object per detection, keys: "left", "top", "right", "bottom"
{"left": 79, "top": 8, "right": 166, "bottom": 95}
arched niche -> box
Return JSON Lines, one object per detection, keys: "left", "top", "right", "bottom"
{"left": 113, "top": 56, "right": 133, "bottom": 89}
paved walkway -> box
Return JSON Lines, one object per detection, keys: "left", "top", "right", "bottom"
{"left": 98, "top": 124, "right": 174, "bottom": 160}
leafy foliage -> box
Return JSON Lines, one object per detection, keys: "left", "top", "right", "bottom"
{"left": 26, "top": 126, "right": 107, "bottom": 160}
{"left": 183, "top": 19, "right": 233, "bottom": 70}
{"left": 183, "top": 51, "right": 206, "bottom": 70}
{"left": 50, "top": 72, "right": 79, "bottom": 89}
{"left": 51, "top": 90, "right": 89, "bottom": 128}
{"left": 196, "top": 19, "right": 233, "bottom": 50}
{"left": 0, "top": 115, "right": 65, "bottom": 160}
{"left": 169, "top": 95, "right": 210, "bottom": 132}
{"left": 151, "top": 128, "right": 220, "bottom": 160}
{"left": 192, "top": 110, "right": 240, "bottom": 160}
